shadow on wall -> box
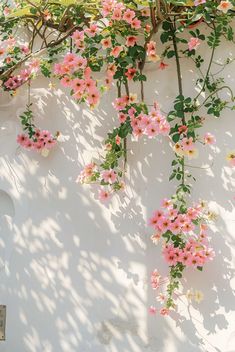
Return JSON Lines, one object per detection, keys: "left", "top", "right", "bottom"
{"left": 0, "top": 38, "right": 235, "bottom": 352}
{"left": 0, "top": 81, "right": 154, "bottom": 352}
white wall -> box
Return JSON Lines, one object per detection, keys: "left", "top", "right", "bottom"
{"left": 0, "top": 27, "right": 235, "bottom": 352}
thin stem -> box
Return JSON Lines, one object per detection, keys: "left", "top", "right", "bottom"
{"left": 194, "top": 23, "right": 216, "bottom": 102}
{"left": 171, "top": 18, "right": 185, "bottom": 187}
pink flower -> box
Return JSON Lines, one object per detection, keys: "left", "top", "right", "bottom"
{"left": 118, "top": 112, "right": 127, "bottom": 123}
{"left": 125, "top": 68, "right": 137, "bottom": 80}
{"left": 147, "top": 41, "right": 156, "bottom": 52}
{"left": 101, "top": 169, "right": 117, "bottom": 184}
{"left": 181, "top": 137, "right": 194, "bottom": 151}
{"left": 161, "top": 198, "right": 172, "bottom": 209}
{"left": 126, "top": 36, "right": 137, "bottom": 47}
{"left": 98, "top": 189, "right": 111, "bottom": 202}
{"left": 113, "top": 97, "right": 127, "bottom": 110}
{"left": 151, "top": 270, "right": 161, "bottom": 289}
{"left": 71, "top": 30, "right": 84, "bottom": 41}
{"left": 204, "top": 132, "right": 216, "bottom": 145}
{"left": 84, "top": 67, "right": 92, "bottom": 79}
{"left": 149, "top": 306, "right": 157, "bottom": 315}
{"left": 111, "top": 46, "right": 123, "bottom": 58}
{"left": 112, "top": 8, "right": 122, "bottom": 21}
{"left": 3, "top": 7, "right": 11, "bottom": 16}
{"left": 63, "top": 53, "right": 79, "bottom": 67}
{"left": 102, "top": 0, "right": 114, "bottom": 16}
{"left": 131, "top": 18, "right": 141, "bottom": 29}
{"left": 194, "top": 0, "right": 206, "bottom": 5}
{"left": 28, "top": 58, "right": 41, "bottom": 73}
{"left": 85, "top": 23, "right": 98, "bottom": 37}
{"left": 71, "top": 78, "right": 85, "bottom": 92}
{"left": 17, "top": 134, "right": 28, "bottom": 146}
{"left": 45, "top": 139, "right": 56, "bottom": 149}
{"left": 87, "top": 88, "right": 100, "bottom": 106}
{"left": 141, "top": 8, "right": 150, "bottom": 17}
{"left": 21, "top": 45, "right": 30, "bottom": 54}
{"left": 217, "top": 1, "right": 233, "bottom": 13}
{"left": 159, "top": 61, "right": 169, "bottom": 70}
{"left": 122, "top": 9, "right": 135, "bottom": 23}
{"left": 148, "top": 50, "right": 160, "bottom": 62}
{"left": 60, "top": 76, "right": 72, "bottom": 87}
{"left": 4, "top": 76, "right": 22, "bottom": 90}
{"left": 77, "top": 57, "right": 87, "bottom": 69}
{"left": 159, "top": 308, "right": 169, "bottom": 316}
{"left": 159, "top": 121, "right": 170, "bottom": 135}
{"left": 101, "top": 37, "right": 112, "bottom": 49}
{"left": 115, "top": 135, "right": 121, "bottom": 145}
{"left": 145, "top": 123, "right": 159, "bottom": 138}
{"left": 178, "top": 125, "right": 188, "bottom": 134}
{"left": 188, "top": 37, "right": 201, "bottom": 51}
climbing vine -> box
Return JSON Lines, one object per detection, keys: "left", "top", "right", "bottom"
{"left": 1, "top": 0, "right": 235, "bottom": 316}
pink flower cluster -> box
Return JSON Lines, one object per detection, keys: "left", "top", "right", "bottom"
{"left": 173, "top": 137, "right": 198, "bottom": 159}
{"left": 77, "top": 162, "right": 97, "bottom": 184}
{"left": 102, "top": 0, "right": 146, "bottom": 29}
{"left": 147, "top": 41, "right": 160, "bottom": 62}
{"left": 4, "top": 59, "right": 40, "bottom": 91}
{"left": 149, "top": 199, "right": 215, "bottom": 267}
{"left": 55, "top": 53, "right": 100, "bottom": 107}
{"left": 17, "top": 129, "right": 56, "bottom": 152}
{"left": 113, "top": 96, "right": 170, "bottom": 138}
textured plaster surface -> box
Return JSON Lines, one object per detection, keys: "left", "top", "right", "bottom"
{"left": 0, "top": 33, "right": 235, "bottom": 351}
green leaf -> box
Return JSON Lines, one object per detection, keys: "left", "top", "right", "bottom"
{"left": 167, "top": 50, "right": 175, "bottom": 59}
{"left": 172, "top": 133, "right": 180, "bottom": 143}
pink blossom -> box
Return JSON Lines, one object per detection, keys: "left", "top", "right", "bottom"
{"left": 101, "top": 37, "right": 112, "bottom": 49}
{"left": 21, "top": 45, "right": 30, "bottom": 54}
{"left": 181, "top": 137, "right": 194, "bottom": 151}
{"left": 113, "top": 97, "right": 127, "bottom": 110}
{"left": 45, "top": 139, "right": 56, "bottom": 149}
{"left": 17, "top": 134, "right": 28, "bottom": 146}
{"left": 204, "top": 132, "right": 216, "bottom": 145}
{"left": 71, "top": 30, "right": 84, "bottom": 41}
{"left": 159, "top": 121, "right": 170, "bottom": 135}
{"left": 112, "top": 8, "right": 122, "bottom": 21}
{"left": 87, "top": 88, "right": 100, "bottom": 106}
{"left": 188, "top": 37, "right": 201, "bottom": 51}
{"left": 111, "top": 46, "right": 123, "bottom": 58}
{"left": 161, "top": 198, "right": 172, "bottom": 209}
{"left": 125, "top": 68, "right": 137, "bottom": 80}
{"left": 141, "top": 8, "right": 150, "bottom": 16}
{"left": 118, "top": 112, "right": 127, "bottom": 123}
{"left": 151, "top": 270, "right": 161, "bottom": 290}
{"left": 126, "top": 36, "right": 137, "bottom": 47}
{"left": 149, "top": 306, "right": 157, "bottom": 315}
{"left": 194, "top": 0, "right": 206, "bottom": 5}
{"left": 122, "top": 9, "right": 135, "bottom": 23}
{"left": 71, "top": 78, "right": 85, "bottom": 92}
{"left": 60, "top": 76, "right": 72, "bottom": 87}
{"left": 217, "top": 1, "right": 233, "bottom": 13}
{"left": 101, "top": 169, "right": 117, "bottom": 184}
{"left": 159, "top": 308, "right": 169, "bottom": 316}
{"left": 159, "top": 61, "right": 169, "bottom": 70}
{"left": 115, "top": 135, "right": 121, "bottom": 145}
{"left": 131, "top": 18, "right": 141, "bottom": 29}
{"left": 145, "top": 122, "right": 159, "bottom": 138}
{"left": 85, "top": 23, "right": 98, "bottom": 37}
{"left": 98, "top": 189, "right": 111, "bottom": 202}
{"left": 147, "top": 41, "right": 156, "bottom": 53}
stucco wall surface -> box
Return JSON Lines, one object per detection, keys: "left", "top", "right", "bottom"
{"left": 0, "top": 28, "right": 235, "bottom": 352}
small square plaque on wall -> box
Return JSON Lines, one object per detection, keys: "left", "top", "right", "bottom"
{"left": 0, "top": 306, "right": 6, "bottom": 340}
